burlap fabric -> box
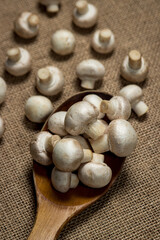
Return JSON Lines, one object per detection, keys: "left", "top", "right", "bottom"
{"left": 0, "top": 0, "right": 160, "bottom": 239}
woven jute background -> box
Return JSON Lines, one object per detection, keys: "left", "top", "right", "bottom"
{"left": 0, "top": 0, "right": 160, "bottom": 239}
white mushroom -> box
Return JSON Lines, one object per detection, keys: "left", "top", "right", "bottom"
{"left": 73, "top": 0, "right": 98, "bottom": 28}
{"left": 83, "top": 94, "right": 105, "bottom": 119}
{"left": 65, "top": 101, "right": 99, "bottom": 136}
{"left": 14, "top": 12, "right": 39, "bottom": 39}
{"left": 51, "top": 29, "right": 76, "bottom": 56}
{"left": 91, "top": 153, "right": 104, "bottom": 164}
{"left": 85, "top": 119, "right": 108, "bottom": 140}
{"left": 48, "top": 111, "right": 67, "bottom": 136}
{"left": 30, "top": 131, "right": 61, "bottom": 165}
{"left": 39, "top": 0, "right": 61, "bottom": 13}
{"left": 5, "top": 47, "right": 31, "bottom": 76}
{"left": 78, "top": 162, "right": 112, "bottom": 188}
{"left": 36, "top": 66, "right": 64, "bottom": 96}
{"left": 0, "top": 77, "right": 7, "bottom": 104}
{"left": 91, "top": 29, "right": 115, "bottom": 54}
{"left": 70, "top": 173, "right": 79, "bottom": 189}
{"left": 52, "top": 138, "right": 93, "bottom": 171}
{"left": 76, "top": 59, "right": 105, "bottom": 89}
{"left": 0, "top": 116, "right": 5, "bottom": 138}
{"left": 121, "top": 50, "right": 148, "bottom": 83}
{"left": 89, "top": 133, "right": 109, "bottom": 154}
{"left": 25, "top": 95, "right": 53, "bottom": 123}
{"left": 119, "top": 84, "right": 148, "bottom": 117}
{"left": 64, "top": 135, "right": 90, "bottom": 149}
{"left": 100, "top": 96, "right": 131, "bottom": 120}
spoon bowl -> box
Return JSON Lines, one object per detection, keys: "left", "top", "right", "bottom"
{"left": 28, "top": 91, "right": 125, "bottom": 240}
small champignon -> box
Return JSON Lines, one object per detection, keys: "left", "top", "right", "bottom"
{"left": 85, "top": 119, "right": 108, "bottom": 140}
{"left": 76, "top": 59, "right": 105, "bottom": 89}
{"left": 73, "top": 0, "right": 98, "bottom": 28}
{"left": 36, "top": 66, "right": 64, "bottom": 96}
{"left": 30, "top": 131, "right": 61, "bottom": 165}
{"left": 0, "top": 77, "right": 7, "bottom": 104}
{"left": 91, "top": 153, "right": 104, "bottom": 164}
{"left": 5, "top": 47, "right": 31, "bottom": 76}
{"left": 48, "top": 111, "right": 67, "bottom": 136}
{"left": 108, "top": 119, "right": 137, "bottom": 157}
{"left": 51, "top": 168, "right": 71, "bottom": 193}
{"left": 89, "top": 133, "right": 109, "bottom": 154}
{"left": 0, "top": 116, "right": 5, "bottom": 138}
{"left": 83, "top": 94, "right": 105, "bottom": 119}
{"left": 119, "top": 84, "right": 148, "bottom": 117}
{"left": 78, "top": 162, "right": 112, "bottom": 188}
{"left": 70, "top": 173, "right": 79, "bottom": 188}
{"left": 51, "top": 29, "right": 76, "bottom": 56}
{"left": 65, "top": 101, "right": 99, "bottom": 136}
{"left": 39, "top": 0, "right": 61, "bottom": 13}
{"left": 121, "top": 50, "right": 148, "bottom": 83}
{"left": 14, "top": 12, "right": 39, "bottom": 39}
{"left": 100, "top": 96, "right": 131, "bottom": 120}
{"left": 91, "top": 29, "right": 115, "bottom": 54}
{"left": 64, "top": 135, "right": 90, "bottom": 149}
{"left": 25, "top": 95, "right": 53, "bottom": 123}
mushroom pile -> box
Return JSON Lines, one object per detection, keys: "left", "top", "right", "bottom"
{"left": 30, "top": 93, "right": 138, "bottom": 193}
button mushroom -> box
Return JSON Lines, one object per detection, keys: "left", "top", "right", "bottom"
{"left": 51, "top": 29, "right": 76, "bottom": 56}
{"left": 39, "top": 0, "right": 61, "bottom": 13}
{"left": 73, "top": 0, "right": 98, "bottom": 28}
{"left": 119, "top": 84, "right": 148, "bottom": 117}
{"left": 91, "top": 29, "right": 115, "bottom": 54}
{"left": 14, "top": 12, "right": 39, "bottom": 39}
{"left": 25, "top": 95, "right": 53, "bottom": 123}
{"left": 78, "top": 162, "right": 112, "bottom": 188}
{"left": 83, "top": 94, "right": 105, "bottom": 119}
{"left": 5, "top": 47, "right": 31, "bottom": 76}
{"left": 30, "top": 131, "right": 61, "bottom": 165}
{"left": 64, "top": 135, "right": 90, "bottom": 149}
{"left": 48, "top": 111, "right": 68, "bottom": 136}
{"left": 121, "top": 50, "right": 148, "bottom": 83}
{"left": 0, "top": 77, "right": 7, "bottom": 104}
{"left": 85, "top": 119, "right": 108, "bottom": 140}
{"left": 76, "top": 59, "right": 105, "bottom": 89}
{"left": 100, "top": 96, "right": 131, "bottom": 120}
{"left": 89, "top": 133, "right": 109, "bottom": 154}
{"left": 36, "top": 66, "right": 64, "bottom": 96}
{"left": 0, "top": 116, "right": 5, "bottom": 138}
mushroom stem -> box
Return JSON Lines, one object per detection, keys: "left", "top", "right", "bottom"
{"left": 129, "top": 50, "right": 142, "bottom": 70}
{"left": 76, "top": 0, "right": 88, "bottom": 14}
{"left": 45, "top": 135, "right": 61, "bottom": 153}
{"left": 91, "top": 153, "right": 104, "bottom": 164}
{"left": 38, "top": 68, "right": 51, "bottom": 84}
{"left": 70, "top": 174, "right": 79, "bottom": 188}
{"left": 81, "top": 149, "right": 93, "bottom": 163}
{"left": 28, "top": 14, "right": 39, "bottom": 27}
{"left": 99, "top": 29, "right": 111, "bottom": 43}
{"left": 47, "top": 4, "right": 59, "bottom": 13}
{"left": 81, "top": 79, "right": 95, "bottom": 89}
{"left": 7, "top": 48, "right": 21, "bottom": 62}
{"left": 132, "top": 100, "right": 148, "bottom": 117}
{"left": 100, "top": 100, "right": 109, "bottom": 113}
{"left": 89, "top": 133, "right": 109, "bottom": 153}
{"left": 85, "top": 120, "right": 108, "bottom": 140}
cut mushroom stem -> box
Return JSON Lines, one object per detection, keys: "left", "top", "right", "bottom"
{"left": 7, "top": 48, "right": 21, "bottom": 62}
{"left": 70, "top": 174, "right": 79, "bottom": 188}
{"left": 131, "top": 100, "right": 148, "bottom": 117}
{"left": 47, "top": 4, "right": 59, "bottom": 13}
{"left": 85, "top": 119, "right": 108, "bottom": 140}
{"left": 81, "top": 149, "right": 93, "bottom": 163}
{"left": 28, "top": 14, "right": 39, "bottom": 27}
{"left": 76, "top": 0, "right": 88, "bottom": 14}
{"left": 129, "top": 50, "right": 141, "bottom": 70}
{"left": 99, "top": 29, "right": 111, "bottom": 43}
{"left": 100, "top": 100, "right": 109, "bottom": 113}
{"left": 37, "top": 68, "right": 51, "bottom": 83}
{"left": 45, "top": 135, "right": 61, "bottom": 153}
{"left": 91, "top": 153, "right": 104, "bottom": 164}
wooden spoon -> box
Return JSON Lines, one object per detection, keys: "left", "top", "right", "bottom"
{"left": 28, "top": 91, "right": 125, "bottom": 240}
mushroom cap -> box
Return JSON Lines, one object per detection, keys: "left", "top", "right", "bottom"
{"left": 119, "top": 84, "right": 143, "bottom": 104}
{"left": 36, "top": 66, "right": 64, "bottom": 96}
{"left": 121, "top": 55, "right": 148, "bottom": 83}
{"left": 76, "top": 59, "right": 105, "bottom": 89}
{"left": 48, "top": 111, "right": 67, "bottom": 136}
{"left": 0, "top": 77, "right": 7, "bottom": 104}
{"left": 25, "top": 95, "right": 53, "bottom": 123}
{"left": 92, "top": 29, "right": 115, "bottom": 54}
{"left": 30, "top": 131, "right": 53, "bottom": 165}
{"left": 51, "top": 167, "right": 71, "bottom": 193}
{"left": 14, "top": 12, "right": 39, "bottom": 39}
{"left": 65, "top": 101, "right": 99, "bottom": 135}
{"left": 108, "top": 119, "right": 137, "bottom": 157}
{"left": 51, "top": 29, "right": 76, "bottom": 55}
{"left": 52, "top": 138, "right": 84, "bottom": 171}
{"left": 83, "top": 94, "right": 105, "bottom": 119}
{"left": 73, "top": 3, "right": 98, "bottom": 28}
{"left": 63, "top": 135, "right": 90, "bottom": 149}
{"left": 78, "top": 162, "right": 112, "bottom": 188}
{"left": 5, "top": 47, "right": 31, "bottom": 76}
{"left": 0, "top": 116, "right": 5, "bottom": 138}
{"left": 70, "top": 173, "right": 79, "bottom": 188}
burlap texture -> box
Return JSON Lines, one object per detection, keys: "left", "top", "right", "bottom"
{"left": 0, "top": 0, "right": 160, "bottom": 239}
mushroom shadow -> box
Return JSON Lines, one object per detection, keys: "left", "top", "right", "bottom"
{"left": 90, "top": 47, "right": 115, "bottom": 60}
{"left": 71, "top": 22, "right": 97, "bottom": 35}
{"left": 119, "top": 75, "right": 149, "bottom": 89}
{"left": 2, "top": 70, "right": 31, "bottom": 85}
{"left": 11, "top": 32, "right": 37, "bottom": 45}
{"left": 37, "top": 3, "right": 60, "bottom": 18}
{"left": 49, "top": 49, "right": 74, "bottom": 62}
{"left": 23, "top": 116, "right": 42, "bottom": 131}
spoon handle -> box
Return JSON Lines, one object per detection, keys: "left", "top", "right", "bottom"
{"left": 28, "top": 198, "right": 79, "bottom": 240}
